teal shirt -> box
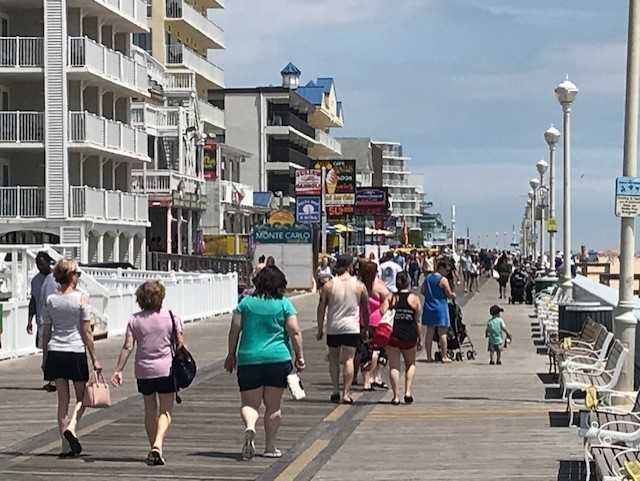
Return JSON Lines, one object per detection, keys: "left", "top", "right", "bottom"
{"left": 235, "top": 295, "right": 297, "bottom": 366}
{"left": 486, "top": 317, "right": 507, "bottom": 346}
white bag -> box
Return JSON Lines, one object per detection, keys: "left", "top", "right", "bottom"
{"left": 379, "top": 308, "right": 396, "bottom": 327}
{"left": 492, "top": 269, "right": 500, "bottom": 280}
{"left": 287, "top": 373, "right": 306, "bottom": 401}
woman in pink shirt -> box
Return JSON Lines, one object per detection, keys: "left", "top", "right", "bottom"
{"left": 111, "top": 280, "right": 186, "bottom": 466}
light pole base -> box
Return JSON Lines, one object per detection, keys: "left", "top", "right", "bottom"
{"left": 613, "top": 306, "right": 638, "bottom": 393}
{"left": 557, "top": 278, "right": 573, "bottom": 304}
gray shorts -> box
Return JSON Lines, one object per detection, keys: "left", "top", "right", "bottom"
{"left": 488, "top": 342, "right": 502, "bottom": 353}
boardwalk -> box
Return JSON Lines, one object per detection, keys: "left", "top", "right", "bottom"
{"left": 0, "top": 284, "right": 584, "bottom": 480}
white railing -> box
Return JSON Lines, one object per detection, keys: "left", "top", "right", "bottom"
{"left": 383, "top": 164, "right": 409, "bottom": 173}
{"left": 0, "top": 245, "right": 237, "bottom": 359}
{"left": 131, "top": 170, "right": 204, "bottom": 194}
{"left": 0, "top": 186, "right": 45, "bottom": 217}
{"left": 166, "top": 71, "right": 195, "bottom": 91}
{"left": 131, "top": 102, "right": 181, "bottom": 129}
{"left": 166, "top": 0, "right": 225, "bottom": 47}
{"left": 0, "top": 37, "right": 44, "bottom": 68}
{"left": 70, "top": 186, "right": 149, "bottom": 222}
{"left": 314, "top": 129, "right": 342, "bottom": 155}
{"left": 0, "top": 112, "right": 44, "bottom": 143}
{"left": 93, "top": 0, "right": 148, "bottom": 25}
{"left": 68, "top": 37, "right": 148, "bottom": 94}
{"left": 166, "top": 44, "right": 224, "bottom": 87}
{"left": 197, "top": 98, "right": 224, "bottom": 128}
{"left": 68, "top": 111, "right": 148, "bottom": 158}
{"left": 220, "top": 180, "right": 253, "bottom": 207}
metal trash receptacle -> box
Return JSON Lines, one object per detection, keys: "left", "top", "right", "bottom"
{"left": 559, "top": 302, "right": 614, "bottom": 333}
{"left": 534, "top": 276, "right": 557, "bottom": 296}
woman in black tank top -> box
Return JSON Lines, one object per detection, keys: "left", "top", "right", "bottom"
{"left": 380, "top": 272, "right": 422, "bottom": 405}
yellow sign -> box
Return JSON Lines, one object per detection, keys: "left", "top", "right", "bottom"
{"left": 547, "top": 217, "right": 558, "bottom": 233}
{"left": 268, "top": 210, "right": 295, "bottom": 225}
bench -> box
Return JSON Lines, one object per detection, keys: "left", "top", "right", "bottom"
{"left": 591, "top": 444, "right": 640, "bottom": 481}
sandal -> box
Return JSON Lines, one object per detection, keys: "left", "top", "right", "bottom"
{"left": 63, "top": 430, "right": 82, "bottom": 456}
{"left": 263, "top": 448, "right": 282, "bottom": 458}
{"left": 341, "top": 397, "right": 354, "bottom": 405}
{"left": 372, "top": 382, "right": 389, "bottom": 390}
{"left": 404, "top": 395, "right": 414, "bottom": 404}
{"left": 241, "top": 429, "right": 256, "bottom": 460}
{"left": 391, "top": 399, "right": 401, "bottom": 406}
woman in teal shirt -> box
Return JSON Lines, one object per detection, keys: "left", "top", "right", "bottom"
{"left": 225, "top": 266, "right": 305, "bottom": 461}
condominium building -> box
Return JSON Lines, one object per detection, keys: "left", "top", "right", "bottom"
{"left": 129, "top": 0, "right": 226, "bottom": 255}
{"left": 372, "top": 141, "right": 422, "bottom": 229}
{"left": 0, "top": 0, "right": 151, "bottom": 266}
{"left": 211, "top": 63, "right": 343, "bottom": 199}
{"left": 338, "top": 137, "right": 383, "bottom": 188}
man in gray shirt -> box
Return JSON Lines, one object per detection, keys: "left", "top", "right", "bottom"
{"left": 27, "top": 251, "right": 58, "bottom": 391}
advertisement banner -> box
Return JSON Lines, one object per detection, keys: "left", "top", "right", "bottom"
{"left": 253, "top": 224, "right": 313, "bottom": 244}
{"left": 296, "top": 196, "right": 321, "bottom": 224}
{"left": 327, "top": 205, "right": 354, "bottom": 218}
{"left": 295, "top": 170, "right": 322, "bottom": 196}
{"left": 203, "top": 144, "right": 218, "bottom": 181}
{"left": 314, "top": 159, "right": 356, "bottom": 206}
{"left": 355, "top": 188, "right": 388, "bottom": 215}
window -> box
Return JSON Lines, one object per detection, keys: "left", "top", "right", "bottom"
{"left": 146, "top": 0, "right": 152, "bottom": 17}
{"left": 133, "top": 31, "right": 152, "bottom": 54}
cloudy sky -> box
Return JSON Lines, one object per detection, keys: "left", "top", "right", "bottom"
{"left": 215, "top": 0, "right": 631, "bottom": 251}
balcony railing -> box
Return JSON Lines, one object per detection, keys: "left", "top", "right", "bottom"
{"left": 166, "top": 0, "right": 224, "bottom": 48}
{"left": 68, "top": 111, "right": 148, "bottom": 158}
{"left": 131, "top": 103, "right": 180, "bottom": 129}
{"left": 0, "top": 112, "right": 44, "bottom": 143}
{"left": 0, "top": 37, "right": 44, "bottom": 68}
{"left": 0, "top": 186, "right": 45, "bottom": 217}
{"left": 314, "top": 129, "right": 342, "bottom": 154}
{"left": 68, "top": 37, "right": 148, "bottom": 94}
{"left": 220, "top": 180, "right": 253, "bottom": 207}
{"left": 166, "top": 71, "right": 195, "bottom": 91}
{"left": 71, "top": 186, "right": 148, "bottom": 222}
{"left": 166, "top": 44, "right": 224, "bottom": 88}
{"left": 268, "top": 112, "right": 315, "bottom": 139}
{"left": 131, "top": 170, "right": 204, "bottom": 194}
{"left": 94, "top": 0, "right": 148, "bottom": 25}
{"left": 197, "top": 98, "right": 224, "bottom": 128}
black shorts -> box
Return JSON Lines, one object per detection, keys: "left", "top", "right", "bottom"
{"left": 44, "top": 351, "right": 89, "bottom": 382}
{"left": 237, "top": 361, "right": 292, "bottom": 392}
{"left": 137, "top": 375, "right": 176, "bottom": 396}
{"left": 326, "top": 334, "right": 361, "bottom": 348}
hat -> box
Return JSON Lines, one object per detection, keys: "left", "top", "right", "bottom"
{"left": 35, "top": 251, "right": 54, "bottom": 263}
{"left": 489, "top": 305, "right": 504, "bottom": 316}
{"left": 335, "top": 254, "right": 354, "bottom": 270}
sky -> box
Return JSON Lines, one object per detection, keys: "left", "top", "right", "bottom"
{"left": 215, "top": 0, "right": 631, "bottom": 251}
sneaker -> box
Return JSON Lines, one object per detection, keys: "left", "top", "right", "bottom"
{"left": 241, "top": 429, "right": 256, "bottom": 460}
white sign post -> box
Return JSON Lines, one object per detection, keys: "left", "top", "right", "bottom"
{"left": 615, "top": 176, "right": 640, "bottom": 217}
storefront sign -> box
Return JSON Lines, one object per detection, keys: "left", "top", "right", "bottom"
{"left": 296, "top": 197, "right": 321, "bottom": 224}
{"left": 327, "top": 205, "right": 354, "bottom": 218}
{"left": 171, "top": 191, "right": 207, "bottom": 210}
{"left": 355, "top": 188, "right": 388, "bottom": 215}
{"left": 295, "top": 170, "right": 322, "bottom": 196}
{"left": 547, "top": 217, "right": 558, "bottom": 233}
{"left": 314, "top": 159, "right": 356, "bottom": 206}
{"left": 253, "top": 225, "right": 313, "bottom": 244}
{"left": 203, "top": 143, "right": 218, "bottom": 181}
{"left": 615, "top": 176, "right": 640, "bottom": 217}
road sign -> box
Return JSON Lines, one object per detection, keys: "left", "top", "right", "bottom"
{"left": 615, "top": 176, "right": 640, "bottom": 217}
{"left": 296, "top": 196, "right": 321, "bottom": 224}
{"left": 547, "top": 217, "right": 557, "bottom": 233}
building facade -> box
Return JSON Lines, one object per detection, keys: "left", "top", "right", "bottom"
{"left": 339, "top": 137, "right": 383, "bottom": 188}
{"left": 0, "top": 0, "right": 152, "bottom": 266}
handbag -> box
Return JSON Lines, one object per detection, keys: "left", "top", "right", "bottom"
{"left": 287, "top": 372, "right": 306, "bottom": 401}
{"left": 373, "top": 302, "right": 395, "bottom": 347}
{"left": 492, "top": 269, "right": 500, "bottom": 280}
{"left": 169, "top": 310, "right": 197, "bottom": 400}
{"left": 83, "top": 370, "right": 111, "bottom": 408}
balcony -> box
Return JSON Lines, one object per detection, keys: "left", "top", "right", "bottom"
{"left": 68, "top": 37, "right": 149, "bottom": 96}
{"left": 309, "top": 129, "right": 342, "bottom": 157}
{"left": 166, "top": 0, "right": 225, "bottom": 49}
{"left": 166, "top": 44, "right": 224, "bottom": 89}
{"left": 383, "top": 163, "right": 409, "bottom": 174}
{"left": 70, "top": 186, "right": 149, "bottom": 223}
{"left": 165, "top": 71, "right": 195, "bottom": 93}
{"left": 197, "top": 98, "right": 224, "bottom": 131}
{"left": 0, "top": 186, "right": 45, "bottom": 217}
{"left": 0, "top": 37, "right": 44, "bottom": 75}
{"left": 131, "top": 103, "right": 180, "bottom": 132}
{"left": 131, "top": 170, "right": 204, "bottom": 195}
{"left": 69, "top": 0, "right": 148, "bottom": 32}
{"left": 0, "top": 112, "right": 45, "bottom": 147}
{"left": 220, "top": 180, "right": 253, "bottom": 207}
{"left": 267, "top": 147, "right": 313, "bottom": 171}
{"left": 267, "top": 112, "right": 316, "bottom": 142}
{"left": 68, "top": 111, "right": 148, "bottom": 161}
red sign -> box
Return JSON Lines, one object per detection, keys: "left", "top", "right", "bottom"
{"left": 295, "top": 169, "right": 322, "bottom": 196}
{"left": 327, "top": 205, "right": 354, "bottom": 218}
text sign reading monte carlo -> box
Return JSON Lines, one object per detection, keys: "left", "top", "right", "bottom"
{"left": 253, "top": 224, "right": 313, "bottom": 244}
{"left": 295, "top": 170, "right": 322, "bottom": 196}
{"left": 296, "top": 196, "right": 321, "bottom": 224}
{"left": 615, "top": 176, "right": 640, "bottom": 217}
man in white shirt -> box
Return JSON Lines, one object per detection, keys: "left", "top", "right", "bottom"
{"left": 379, "top": 252, "right": 403, "bottom": 293}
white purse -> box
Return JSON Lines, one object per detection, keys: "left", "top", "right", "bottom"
{"left": 287, "top": 373, "right": 306, "bottom": 401}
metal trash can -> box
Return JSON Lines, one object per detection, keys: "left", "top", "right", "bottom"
{"left": 534, "top": 276, "right": 558, "bottom": 296}
{"left": 559, "top": 302, "right": 614, "bottom": 333}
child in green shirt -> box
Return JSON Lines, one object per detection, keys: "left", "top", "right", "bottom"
{"left": 485, "top": 305, "right": 512, "bottom": 365}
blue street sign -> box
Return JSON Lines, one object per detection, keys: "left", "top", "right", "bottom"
{"left": 296, "top": 196, "right": 321, "bottom": 224}
{"left": 616, "top": 176, "right": 640, "bottom": 196}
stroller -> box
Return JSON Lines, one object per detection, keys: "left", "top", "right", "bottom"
{"left": 434, "top": 301, "right": 478, "bottom": 362}
{"left": 509, "top": 270, "right": 528, "bottom": 304}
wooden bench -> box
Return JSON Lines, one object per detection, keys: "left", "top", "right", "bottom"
{"left": 591, "top": 444, "right": 640, "bottom": 481}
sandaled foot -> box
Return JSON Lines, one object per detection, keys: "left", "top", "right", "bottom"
{"left": 241, "top": 429, "right": 256, "bottom": 460}
{"left": 404, "top": 395, "right": 414, "bottom": 404}
{"left": 63, "top": 430, "right": 82, "bottom": 456}
{"left": 341, "top": 397, "right": 354, "bottom": 405}
{"left": 391, "top": 399, "right": 401, "bottom": 406}
{"left": 263, "top": 448, "right": 282, "bottom": 458}
{"left": 372, "top": 382, "right": 389, "bottom": 390}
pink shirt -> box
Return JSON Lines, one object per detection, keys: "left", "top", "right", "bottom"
{"left": 125, "top": 309, "right": 184, "bottom": 380}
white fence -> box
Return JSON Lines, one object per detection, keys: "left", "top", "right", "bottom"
{"left": 0, "top": 111, "right": 44, "bottom": 143}
{"left": 0, "top": 37, "right": 44, "bottom": 68}
{"left": 0, "top": 186, "right": 45, "bottom": 217}
{"left": 0, "top": 246, "right": 238, "bottom": 360}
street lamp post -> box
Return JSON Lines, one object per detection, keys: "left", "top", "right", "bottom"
{"left": 545, "top": 126, "right": 561, "bottom": 276}
{"left": 529, "top": 179, "right": 540, "bottom": 265}
{"left": 528, "top": 191, "right": 534, "bottom": 258}
{"left": 536, "top": 160, "right": 549, "bottom": 267}
{"left": 614, "top": 0, "right": 640, "bottom": 393}
{"left": 555, "top": 78, "right": 579, "bottom": 302}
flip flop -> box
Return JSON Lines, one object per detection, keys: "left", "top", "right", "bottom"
{"left": 263, "top": 449, "right": 282, "bottom": 458}
{"left": 404, "top": 395, "right": 414, "bottom": 404}
{"left": 341, "top": 397, "right": 354, "bottom": 405}
{"left": 63, "top": 430, "right": 82, "bottom": 456}
{"left": 241, "top": 429, "right": 256, "bottom": 460}
{"left": 391, "top": 399, "right": 401, "bottom": 406}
